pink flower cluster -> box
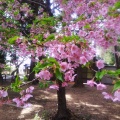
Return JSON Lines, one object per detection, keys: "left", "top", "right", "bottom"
{"left": 96, "top": 60, "right": 105, "bottom": 69}
{"left": 12, "top": 86, "right": 34, "bottom": 108}
{"left": 84, "top": 80, "right": 107, "bottom": 90}
{"left": 0, "top": 90, "right": 8, "bottom": 98}
{"left": 49, "top": 82, "right": 68, "bottom": 90}
{"left": 16, "top": 38, "right": 22, "bottom": 44}
{"left": 60, "top": 62, "right": 68, "bottom": 72}
{"left": 36, "top": 70, "right": 52, "bottom": 80}
{"left": 64, "top": 70, "right": 76, "bottom": 82}
{"left": 45, "top": 41, "right": 95, "bottom": 65}
{"left": 49, "top": 84, "right": 59, "bottom": 90}
{"left": 102, "top": 89, "right": 120, "bottom": 102}
{"left": 84, "top": 80, "right": 120, "bottom": 102}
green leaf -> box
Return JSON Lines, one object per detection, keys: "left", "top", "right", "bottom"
{"left": 84, "top": 24, "right": 91, "bottom": 29}
{"left": 115, "top": 69, "right": 120, "bottom": 75}
{"left": 34, "top": 58, "right": 59, "bottom": 73}
{"left": 33, "top": 62, "right": 50, "bottom": 73}
{"left": 10, "top": 75, "right": 22, "bottom": 92}
{"left": 23, "top": 76, "right": 28, "bottom": 81}
{"left": 14, "top": 10, "right": 19, "bottom": 15}
{"left": 8, "top": 36, "right": 19, "bottom": 44}
{"left": 62, "top": 0, "right": 68, "bottom": 4}
{"left": 34, "top": 113, "right": 40, "bottom": 120}
{"left": 113, "top": 80, "right": 120, "bottom": 92}
{"left": 62, "top": 35, "right": 80, "bottom": 42}
{"left": 46, "top": 81, "right": 53, "bottom": 85}
{"left": 62, "top": 22, "right": 66, "bottom": 27}
{"left": 39, "top": 82, "right": 50, "bottom": 88}
{"left": 95, "top": 70, "right": 107, "bottom": 80}
{"left": 34, "top": 34, "right": 43, "bottom": 41}
{"left": 45, "top": 34, "right": 55, "bottom": 41}
{"left": 47, "top": 57, "right": 59, "bottom": 67}
{"left": 55, "top": 68, "right": 63, "bottom": 81}
{"left": 107, "top": 70, "right": 117, "bottom": 76}
{"left": 75, "top": 14, "right": 85, "bottom": 22}
{"left": 39, "top": 82, "right": 44, "bottom": 88}
{"left": 114, "top": 1, "right": 120, "bottom": 9}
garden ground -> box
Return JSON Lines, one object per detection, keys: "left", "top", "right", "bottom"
{"left": 0, "top": 82, "right": 120, "bottom": 120}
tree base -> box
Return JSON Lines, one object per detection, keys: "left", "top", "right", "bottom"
{"left": 52, "top": 109, "right": 71, "bottom": 120}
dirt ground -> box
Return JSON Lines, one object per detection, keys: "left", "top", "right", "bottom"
{"left": 0, "top": 82, "right": 120, "bottom": 120}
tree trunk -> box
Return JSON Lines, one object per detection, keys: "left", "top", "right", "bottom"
{"left": 53, "top": 81, "right": 71, "bottom": 120}
{"left": 28, "top": 57, "right": 38, "bottom": 84}
{"left": 114, "top": 46, "right": 120, "bottom": 69}
{"left": 73, "top": 66, "right": 84, "bottom": 87}
{"left": 0, "top": 72, "right": 3, "bottom": 84}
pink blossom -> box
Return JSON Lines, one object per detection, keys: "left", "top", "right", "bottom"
{"left": 71, "top": 44, "right": 79, "bottom": 54}
{"left": 26, "top": 86, "right": 34, "bottom": 93}
{"left": 36, "top": 70, "right": 52, "bottom": 80}
{"left": 80, "top": 56, "right": 88, "bottom": 65}
{"left": 21, "top": 94, "right": 33, "bottom": 102}
{"left": 83, "top": 80, "right": 97, "bottom": 87}
{"left": 102, "top": 92, "right": 113, "bottom": 100}
{"left": 96, "top": 60, "right": 104, "bottom": 69}
{"left": 57, "top": 45, "right": 65, "bottom": 53}
{"left": 49, "top": 84, "right": 59, "bottom": 90}
{"left": 16, "top": 38, "right": 21, "bottom": 44}
{"left": 36, "top": 47, "right": 43, "bottom": 57}
{"left": 62, "top": 82, "right": 68, "bottom": 87}
{"left": 44, "top": 32, "right": 50, "bottom": 38}
{"left": 0, "top": 90, "right": 8, "bottom": 98}
{"left": 99, "top": 7, "right": 108, "bottom": 16}
{"left": 23, "top": 103, "right": 32, "bottom": 108}
{"left": 64, "top": 70, "right": 74, "bottom": 82}
{"left": 13, "top": 98, "right": 23, "bottom": 107}
{"left": 71, "top": 74, "right": 77, "bottom": 82}
{"left": 60, "top": 62, "right": 68, "bottom": 72}
{"left": 13, "top": 98, "right": 20, "bottom": 103}
{"left": 78, "top": 30, "right": 87, "bottom": 37}
{"left": 20, "top": 90, "right": 25, "bottom": 95}
{"left": 2, "top": 91, "right": 8, "bottom": 97}
{"left": 32, "top": 39, "right": 37, "bottom": 44}
{"left": 96, "top": 83, "right": 107, "bottom": 90}
{"left": 113, "top": 89, "right": 120, "bottom": 102}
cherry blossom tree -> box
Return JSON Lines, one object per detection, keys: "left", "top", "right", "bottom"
{"left": 0, "top": 0, "right": 120, "bottom": 119}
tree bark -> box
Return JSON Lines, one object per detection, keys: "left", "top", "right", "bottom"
{"left": 114, "top": 46, "right": 120, "bottom": 69}
{"left": 53, "top": 81, "right": 71, "bottom": 120}
{"left": 0, "top": 72, "right": 3, "bottom": 84}
{"left": 73, "top": 65, "right": 85, "bottom": 87}
{"left": 28, "top": 56, "right": 37, "bottom": 84}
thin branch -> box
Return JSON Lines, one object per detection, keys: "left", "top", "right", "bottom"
{"left": 26, "top": 0, "right": 46, "bottom": 9}
{"left": 20, "top": 78, "right": 38, "bottom": 87}
{"left": 11, "top": 58, "right": 25, "bottom": 75}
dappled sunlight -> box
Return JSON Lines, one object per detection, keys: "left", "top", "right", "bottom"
{"left": 34, "top": 89, "right": 57, "bottom": 100}
{"left": 66, "top": 94, "right": 73, "bottom": 101}
{"left": 18, "top": 104, "right": 43, "bottom": 119}
{"left": 35, "top": 89, "right": 73, "bottom": 101}
{"left": 53, "top": 94, "right": 73, "bottom": 101}
{"left": 72, "top": 101, "right": 101, "bottom": 109}
{"left": 40, "top": 90, "right": 53, "bottom": 94}
{"left": 72, "top": 100, "right": 120, "bottom": 120}
{"left": 112, "top": 115, "right": 120, "bottom": 119}
{"left": 80, "top": 101, "right": 102, "bottom": 108}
